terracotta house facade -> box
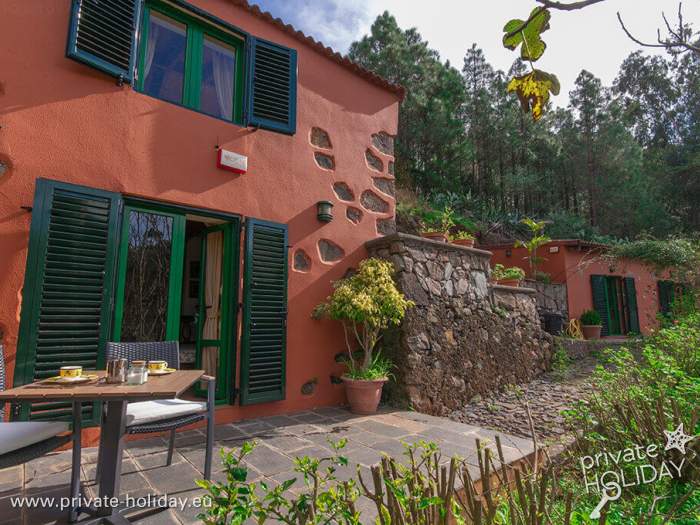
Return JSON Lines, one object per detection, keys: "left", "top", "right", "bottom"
{"left": 0, "top": 0, "right": 401, "bottom": 433}
{"left": 485, "top": 240, "right": 677, "bottom": 336}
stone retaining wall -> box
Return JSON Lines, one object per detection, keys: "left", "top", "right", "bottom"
{"left": 366, "top": 234, "right": 553, "bottom": 416}
{"left": 555, "top": 336, "right": 642, "bottom": 360}
{"left": 524, "top": 279, "right": 568, "bottom": 320}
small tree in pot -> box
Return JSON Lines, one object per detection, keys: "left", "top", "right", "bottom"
{"left": 314, "top": 258, "right": 414, "bottom": 414}
{"left": 580, "top": 309, "right": 603, "bottom": 339}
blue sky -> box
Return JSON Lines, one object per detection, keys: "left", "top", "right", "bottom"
{"left": 250, "top": 1, "right": 700, "bottom": 106}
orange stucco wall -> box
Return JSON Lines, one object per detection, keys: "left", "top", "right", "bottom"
{"left": 487, "top": 242, "right": 668, "bottom": 335}
{"left": 0, "top": 0, "right": 399, "bottom": 436}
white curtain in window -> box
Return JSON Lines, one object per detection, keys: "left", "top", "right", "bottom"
{"left": 202, "top": 231, "right": 223, "bottom": 378}
{"left": 211, "top": 46, "right": 234, "bottom": 120}
{"left": 144, "top": 21, "right": 160, "bottom": 80}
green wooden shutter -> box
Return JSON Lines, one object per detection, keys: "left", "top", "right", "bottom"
{"left": 246, "top": 37, "right": 297, "bottom": 134}
{"left": 624, "top": 277, "right": 640, "bottom": 334}
{"left": 66, "top": 0, "right": 142, "bottom": 84}
{"left": 240, "top": 219, "right": 288, "bottom": 405}
{"left": 591, "top": 275, "right": 611, "bottom": 336}
{"left": 13, "top": 179, "right": 122, "bottom": 423}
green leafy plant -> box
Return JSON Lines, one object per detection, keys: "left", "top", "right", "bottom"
{"left": 421, "top": 206, "right": 456, "bottom": 235}
{"left": 491, "top": 263, "right": 526, "bottom": 282}
{"left": 534, "top": 270, "right": 551, "bottom": 284}
{"left": 515, "top": 217, "right": 551, "bottom": 277}
{"left": 579, "top": 309, "right": 602, "bottom": 326}
{"left": 313, "top": 258, "right": 414, "bottom": 380}
{"left": 344, "top": 351, "right": 394, "bottom": 381}
{"left": 449, "top": 230, "right": 475, "bottom": 241}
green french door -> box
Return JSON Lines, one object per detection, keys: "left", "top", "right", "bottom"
{"left": 194, "top": 223, "right": 237, "bottom": 402}
{"left": 113, "top": 205, "right": 185, "bottom": 343}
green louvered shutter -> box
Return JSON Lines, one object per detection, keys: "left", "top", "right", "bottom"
{"left": 591, "top": 275, "right": 611, "bottom": 336}
{"left": 624, "top": 277, "right": 640, "bottom": 334}
{"left": 13, "top": 180, "right": 122, "bottom": 423}
{"left": 66, "top": 0, "right": 142, "bottom": 84}
{"left": 240, "top": 219, "right": 288, "bottom": 405}
{"left": 246, "top": 37, "right": 297, "bottom": 134}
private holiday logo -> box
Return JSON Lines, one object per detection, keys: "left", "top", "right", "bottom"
{"left": 579, "top": 423, "right": 698, "bottom": 519}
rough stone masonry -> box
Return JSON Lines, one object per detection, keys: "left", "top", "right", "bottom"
{"left": 366, "top": 233, "right": 554, "bottom": 416}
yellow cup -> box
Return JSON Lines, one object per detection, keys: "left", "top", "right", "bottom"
{"left": 60, "top": 365, "right": 83, "bottom": 378}
{"left": 147, "top": 360, "right": 167, "bottom": 372}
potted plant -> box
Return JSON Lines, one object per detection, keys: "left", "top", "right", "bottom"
{"left": 580, "top": 309, "right": 603, "bottom": 339}
{"left": 313, "top": 258, "right": 414, "bottom": 414}
{"left": 420, "top": 207, "right": 454, "bottom": 243}
{"left": 491, "top": 264, "right": 526, "bottom": 287}
{"left": 450, "top": 230, "right": 475, "bottom": 248}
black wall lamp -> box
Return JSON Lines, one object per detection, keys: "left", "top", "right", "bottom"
{"left": 317, "top": 200, "right": 334, "bottom": 222}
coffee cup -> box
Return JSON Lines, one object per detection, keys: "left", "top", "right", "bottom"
{"left": 147, "top": 360, "right": 167, "bottom": 372}
{"left": 60, "top": 365, "right": 83, "bottom": 379}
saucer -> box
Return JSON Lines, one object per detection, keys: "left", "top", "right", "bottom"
{"left": 148, "top": 367, "right": 176, "bottom": 376}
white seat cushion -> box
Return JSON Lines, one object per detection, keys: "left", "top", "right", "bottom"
{"left": 0, "top": 422, "right": 70, "bottom": 455}
{"left": 126, "top": 399, "right": 207, "bottom": 426}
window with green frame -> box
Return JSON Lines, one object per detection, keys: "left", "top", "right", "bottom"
{"left": 136, "top": 1, "right": 245, "bottom": 124}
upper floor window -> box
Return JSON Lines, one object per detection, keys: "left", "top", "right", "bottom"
{"left": 137, "top": 4, "right": 244, "bottom": 124}
{"left": 66, "top": 0, "right": 297, "bottom": 134}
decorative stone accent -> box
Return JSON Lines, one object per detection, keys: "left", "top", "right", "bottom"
{"left": 376, "top": 218, "right": 396, "bottom": 236}
{"left": 318, "top": 239, "right": 345, "bottom": 263}
{"left": 293, "top": 249, "right": 312, "bottom": 273}
{"left": 314, "top": 152, "right": 335, "bottom": 170}
{"left": 365, "top": 233, "right": 553, "bottom": 416}
{"left": 371, "top": 132, "right": 395, "bottom": 156}
{"left": 332, "top": 182, "right": 354, "bottom": 202}
{"left": 301, "top": 378, "right": 318, "bottom": 395}
{"left": 372, "top": 177, "right": 395, "bottom": 197}
{"left": 388, "top": 161, "right": 395, "bottom": 176}
{"left": 310, "top": 127, "right": 332, "bottom": 149}
{"left": 365, "top": 149, "right": 383, "bottom": 172}
{"left": 346, "top": 207, "right": 363, "bottom": 224}
{"left": 360, "top": 190, "right": 390, "bottom": 213}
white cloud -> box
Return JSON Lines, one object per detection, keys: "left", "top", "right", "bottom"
{"left": 272, "top": 0, "right": 699, "bottom": 106}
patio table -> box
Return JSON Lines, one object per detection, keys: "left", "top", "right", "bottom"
{"left": 0, "top": 369, "right": 204, "bottom": 524}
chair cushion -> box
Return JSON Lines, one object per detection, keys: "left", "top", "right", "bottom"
{"left": 0, "top": 422, "right": 70, "bottom": 455}
{"left": 126, "top": 399, "right": 207, "bottom": 426}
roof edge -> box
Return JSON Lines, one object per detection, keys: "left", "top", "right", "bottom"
{"left": 230, "top": 0, "right": 405, "bottom": 100}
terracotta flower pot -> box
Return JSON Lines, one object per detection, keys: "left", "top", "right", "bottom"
{"left": 496, "top": 279, "right": 520, "bottom": 287}
{"left": 451, "top": 238, "right": 475, "bottom": 248}
{"left": 582, "top": 325, "right": 603, "bottom": 340}
{"left": 342, "top": 376, "right": 388, "bottom": 415}
{"left": 421, "top": 232, "right": 448, "bottom": 243}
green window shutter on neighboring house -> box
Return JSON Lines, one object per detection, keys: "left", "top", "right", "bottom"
{"left": 66, "top": 0, "right": 142, "bottom": 84}
{"left": 246, "top": 37, "right": 297, "bottom": 134}
{"left": 240, "top": 219, "right": 288, "bottom": 405}
{"left": 624, "top": 277, "right": 640, "bottom": 334}
{"left": 13, "top": 180, "right": 122, "bottom": 423}
{"left": 591, "top": 275, "right": 611, "bottom": 336}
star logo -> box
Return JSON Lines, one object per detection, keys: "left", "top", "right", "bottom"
{"left": 664, "top": 423, "right": 697, "bottom": 454}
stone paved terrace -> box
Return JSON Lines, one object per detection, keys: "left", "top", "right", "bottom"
{"left": 0, "top": 408, "right": 535, "bottom": 524}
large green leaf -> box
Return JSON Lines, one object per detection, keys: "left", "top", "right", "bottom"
{"left": 507, "top": 69, "right": 561, "bottom": 121}
{"left": 503, "top": 8, "right": 551, "bottom": 62}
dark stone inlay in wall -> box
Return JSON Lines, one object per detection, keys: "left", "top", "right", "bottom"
{"left": 361, "top": 189, "right": 390, "bottom": 214}
{"left": 372, "top": 177, "right": 395, "bottom": 197}
{"left": 371, "top": 132, "right": 395, "bottom": 156}
{"left": 293, "top": 249, "right": 312, "bottom": 272}
{"left": 376, "top": 217, "right": 397, "bottom": 236}
{"left": 346, "top": 207, "right": 363, "bottom": 224}
{"left": 314, "top": 152, "right": 335, "bottom": 170}
{"left": 333, "top": 182, "right": 354, "bottom": 202}
{"left": 365, "top": 149, "right": 383, "bottom": 172}
{"left": 388, "top": 161, "right": 395, "bottom": 176}
{"left": 318, "top": 239, "right": 345, "bottom": 263}
{"left": 310, "top": 127, "right": 332, "bottom": 149}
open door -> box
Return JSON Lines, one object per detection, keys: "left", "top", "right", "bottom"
{"left": 195, "top": 223, "right": 237, "bottom": 402}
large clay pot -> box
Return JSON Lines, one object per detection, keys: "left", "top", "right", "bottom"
{"left": 421, "top": 232, "right": 448, "bottom": 243}
{"left": 582, "top": 325, "right": 603, "bottom": 340}
{"left": 343, "top": 376, "right": 388, "bottom": 415}
{"left": 496, "top": 279, "right": 520, "bottom": 287}
{"left": 451, "top": 238, "right": 475, "bottom": 248}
